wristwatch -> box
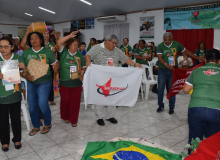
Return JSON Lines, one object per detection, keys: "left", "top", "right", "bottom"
{"left": 164, "top": 63, "right": 167, "bottom": 66}
{"left": 134, "top": 63, "right": 136, "bottom": 67}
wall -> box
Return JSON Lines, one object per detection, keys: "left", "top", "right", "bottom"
{"left": 0, "top": 12, "right": 31, "bottom": 37}
{"left": 54, "top": 9, "right": 220, "bottom": 48}
{"left": 54, "top": 10, "right": 165, "bottom": 47}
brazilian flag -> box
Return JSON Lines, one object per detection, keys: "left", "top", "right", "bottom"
{"left": 81, "top": 141, "right": 182, "bottom": 160}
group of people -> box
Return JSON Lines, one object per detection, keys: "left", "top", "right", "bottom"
{"left": 0, "top": 28, "right": 220, "bottom": 157}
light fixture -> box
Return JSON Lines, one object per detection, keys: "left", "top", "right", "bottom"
{"left": 25, "top": 13, "right": 33, "bottom": 16}
{"left": 80, "top": 0, "right": 92, "bottom": 5}
{"left": 39, "top": 7, "right": 56, "bottom": 14}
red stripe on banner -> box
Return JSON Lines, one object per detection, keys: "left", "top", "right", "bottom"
{"left": 167, "top": 61, "right": 204, "bottom": 100}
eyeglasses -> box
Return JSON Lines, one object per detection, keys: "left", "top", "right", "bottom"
{"left": 0, "top": 45, "right": 11, "bottom": 49}
{"left": 110, "top": 40, "right": 117, "bottom": 45}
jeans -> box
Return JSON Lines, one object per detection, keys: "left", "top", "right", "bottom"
{"left": 27, "top": 80, "right": 52, "bottom": 128}
{"left": 157, "top": 69, "right": 175, "bottom": 108}
{"left": 188, "top": 107, "right": 220, "bottom": 144}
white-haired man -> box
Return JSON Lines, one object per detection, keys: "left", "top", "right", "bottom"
{"left": 85, "top": 34, "right": 142, "bottom": 126}
{"left": 157, "top": 32, "right": 204, "bottom": 114}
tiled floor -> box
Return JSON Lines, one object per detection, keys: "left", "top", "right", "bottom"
{"left": 0, "top": 91, "right": 190, "bottom": 160}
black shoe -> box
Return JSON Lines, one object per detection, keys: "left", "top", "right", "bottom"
{"left": 97, "top": 119, "right": 105, "bottom": 126}
{"left": 14, "top": 143, "right": 22, "bottom": 149}
{"left": 2, "top": 145, "right": 9, "bottom": 152}
{"left": 106, "top": 118, "right": 118, "bottom": 124}
{"left": 169, "top": 107, "right": 174, "bottom": 114}
{"left": 157, "top": 106, "right": 164, "bottom": 112}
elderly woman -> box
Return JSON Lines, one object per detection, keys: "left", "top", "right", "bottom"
{"left": 56, "top": 31, "right": 85, "bottom": 127}
{"left": 21, "top": 31, "right": 59, "bottom": 136}
{"left": 183, "top": 49, "right": 220, "bottom": 154}
{"left": 13, "top": 37, "right": 23, "bottom": 56}
{"left": 178, "top": 52, "right": 193, "bottom": 69}
{"left": 0, "top": 36, "right": 27, "bottom": 151}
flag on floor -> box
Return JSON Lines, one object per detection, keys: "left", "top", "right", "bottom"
{"left": 185, "top": 131, "right": 220, "bottom": 160}
{"left": 83, "top": 64, "right": 142, "bottom": 107}
{"left": 81, "top": 141, "right": 182, "bottom": 160}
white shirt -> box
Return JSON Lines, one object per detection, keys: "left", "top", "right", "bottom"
{"left": 178, "top": 56, "right": 193, "bottom": 67}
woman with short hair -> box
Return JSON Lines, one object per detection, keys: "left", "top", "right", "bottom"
{"left": 183, "top": 48, "right": 220, "bottom": 154}
{"left": 0, "top": 36, "right": 27, "bottom": 151}
{"left": 56, "top": 31, "right": 85, "bottom": 127}
{"left": 22, "top": 31, "right": 60, "bottom": 136}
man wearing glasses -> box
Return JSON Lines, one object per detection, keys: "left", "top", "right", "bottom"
{"left": 85, "top": 34, "right": 142, "bottom": 126}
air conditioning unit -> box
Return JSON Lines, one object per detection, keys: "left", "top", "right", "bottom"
{"left": 97, "top": 15, "right": 127, "bottom": 23}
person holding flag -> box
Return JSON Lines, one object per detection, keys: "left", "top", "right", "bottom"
{"left": 157, "top": 32, "right": 204, "bottom": 114}
{"left": 85, "top": 34, "right": 142, "bottom": 126}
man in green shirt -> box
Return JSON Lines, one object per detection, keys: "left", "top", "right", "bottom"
{"left": 157, "top": 32, "right": 204, "bottom": 114}
{"left": 87, "top": 38, "right": 96, "bottom": 51}
{"left": 119, "top": 38, "right": 134, "bottom": 66}
{"left": 135, "top": 40, "right": 151, "bottom": 64}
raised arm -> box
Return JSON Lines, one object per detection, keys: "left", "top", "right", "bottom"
{"left": 56, "top": 31, "right": 78, "bottom": 51}
{"left": 21, "top": 26, "right": 30, "bottom": 51}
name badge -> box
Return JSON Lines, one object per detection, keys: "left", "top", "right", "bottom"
{"left": 70, "top": 66, "right": 77, "bottom": 78}
{"left": 168, "top": 56, "right": 175, "bottom": 66}
{"left": 5, "top": 84, "right": 14, "bottom": 91}
{"left": 107, "top": 58, "right": 114, "bottom": 67}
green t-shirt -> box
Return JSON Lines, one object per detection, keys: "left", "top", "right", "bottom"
{"left": 194, "top": 49, "right": 205, "bottom": 57}
{"left": 0, "top": 53, "right": 22, "bottom": 104}
{"left": 186, "top": 63, "right": 220, "bottom": 110}
{"left": 157, "top": 41, "right": 185, "bottom": 69}
{"left": 59, "top": 46, "right": 86, "bottom": 88}
{"left": 145, "top": 47, "right": 153, "bottom": 61}
{"left": 134, "top": 47, "right": 152, "bottom": 64}
{"left": 21, "top": 47, "right": 56, "bottom": 84}
{"left": 45, "top": 42, "right": 55, "bottom": 49}
{"left": 119, "top": 44, "right": 132, "bottom": 54}
{"left": 87, "top": 45, "right": 92, "bottom": 51}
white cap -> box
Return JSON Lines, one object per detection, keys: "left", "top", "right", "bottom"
{"left": 147, "top": 43, "right": 151, "bottom": 45}
{"left": 214, "top": 47, "right": 220, "bottom": 50}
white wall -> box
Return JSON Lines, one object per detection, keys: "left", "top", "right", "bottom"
{"left": 54, "top": 9, "right": 220, "bottom": 48}
{"left": 0, "top": 12, "right": 31, "bottom": 37}
{"left": 54, "top": 10, "right": 165, "bottom": 47}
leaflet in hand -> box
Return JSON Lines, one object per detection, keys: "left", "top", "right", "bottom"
{"left": 1, "top": 60, "right": 21, "bottom": 85}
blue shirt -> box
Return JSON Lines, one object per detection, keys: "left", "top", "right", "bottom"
{"left": 80, "top": 50, "right": 87, "bottom": 56}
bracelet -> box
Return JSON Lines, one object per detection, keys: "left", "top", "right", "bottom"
{"left": 134, "top": 63, "right": 136, "bottom": 67}
{"left": 164, "top": 63, "right": 167, "bottom": 66}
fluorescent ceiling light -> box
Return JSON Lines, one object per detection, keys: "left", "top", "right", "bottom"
{"left": 80, "top": 0, "right": 92, "bottom": 5}
{"left": 25, "top": 13, "right": 33, "bottom": 16}
{"left": 39, "top": 7, "right": 56, "bottom": 14}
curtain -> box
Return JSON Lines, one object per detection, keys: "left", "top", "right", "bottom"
{"left": 166, "top": 29, "right": 214, "bottom": 53}
{"left": 104, "top": 23, "right": 129, "bottom": 46}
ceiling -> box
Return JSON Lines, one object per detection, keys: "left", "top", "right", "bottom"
{"left": 0, "top": 0, "right": 219, "bottom": 24}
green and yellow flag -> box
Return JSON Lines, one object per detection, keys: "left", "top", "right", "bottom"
{"left": 81, "top": 141, "right": 182, "bottom": 160}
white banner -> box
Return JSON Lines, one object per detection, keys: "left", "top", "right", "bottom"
{"left": 140, "top": 16, "right": 155, "bottom": 39}
{"left": 84, "top": 64, "right": 143, "bottom": 108}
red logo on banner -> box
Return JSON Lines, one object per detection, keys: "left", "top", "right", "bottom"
{"left": 96, "top": 78, "right": 128, "bottom": 97}
{"left": 193, "top": 11, "right": 199, "bottom": 19}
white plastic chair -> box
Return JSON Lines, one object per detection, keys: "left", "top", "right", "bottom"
{"left": 141, "top": 64, "right": 158, "bottom": 99}
{"left": 150, "top": 58, "right": 158, "bottom": 81}
{"left": 20, "top": 77, "right": 30, "bottom": 130}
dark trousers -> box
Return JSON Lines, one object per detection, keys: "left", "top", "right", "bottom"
{"left": 49, "top": 66, "right": 54, "bottom": 102}
{"left": 188, "top": 107, "right": 220, "bottom": 154}
{"left": 0, "top": 101, "right": 21, "bottom": 145}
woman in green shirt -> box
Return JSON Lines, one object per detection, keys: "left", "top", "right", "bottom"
{"left": 0, "top": 36, "right": 28, "bottom": 151}
{"left": 22, "top": 32, "right": 60, "bottom": 136}
{"left": 183, "top": 49, "right": 220, "bottom": 154}
{"left": 57, "top": 31, "right": 85, "bottom": 127}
